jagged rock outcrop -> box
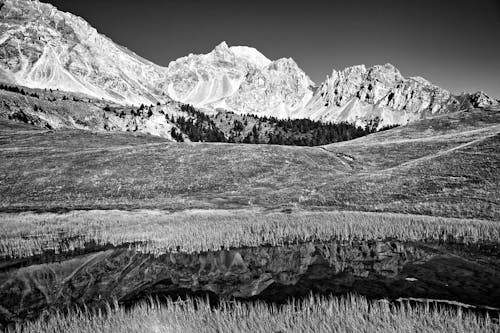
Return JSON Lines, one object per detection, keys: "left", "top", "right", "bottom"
{"left": 296, "top": 64, "right": 461, "bottom": 128}
{"left": 468, "top": 91, "right": 499, "bottom": 108}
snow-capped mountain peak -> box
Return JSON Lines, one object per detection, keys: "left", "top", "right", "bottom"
{"left": 229, "top": 45, "right": 272, "bottom": 68}
{"left": 205, "top": 41, "right": 272, "bottom": 68}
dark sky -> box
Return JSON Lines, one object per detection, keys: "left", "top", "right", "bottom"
{"left": 46, "top": 0, "right": 500, "bottom": 96}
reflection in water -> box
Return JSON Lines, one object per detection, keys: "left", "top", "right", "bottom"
{"left": 0, "top": 240, "right": 499, "bottom": 327}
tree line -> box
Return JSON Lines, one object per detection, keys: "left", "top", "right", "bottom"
{"left": 0, "top": 84, "right": 40, "bottom": 98}
{"left": 169, "top": 104, "right": 398, "bottom": 146}
{"left": 169, "top": 104, "right": 227, "bottom": 142}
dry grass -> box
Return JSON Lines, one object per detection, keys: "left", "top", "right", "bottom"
{"left": 11, "top": 295, "right": 499, "bottom": 333}
{"left": 1, "top": 209, "right": 499, "bottom": 259}
{"left": 319, "top": 131, "right": 500, "bottom": 219}
{"left": 0, "top": 129, "right": 347, "bottom": 211}
{"left": 1, "top": 109, "right": 499, "bottom": 220}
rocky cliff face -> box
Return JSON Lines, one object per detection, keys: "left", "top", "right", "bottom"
{"left": 468, "top": 91, "right": 500, "bottom": 108}
{"left": 163, "top": 42, "right": 315, "bottom": 118}
{"left": 296, "top": 64, "right": 462, "bottom": 128}
{"left": 0, "top": 0, "right": 169, "bottom": 105}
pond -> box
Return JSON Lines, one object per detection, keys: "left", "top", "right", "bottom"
{"left": 1, "top": 239, "right": 499, "bottom": 329}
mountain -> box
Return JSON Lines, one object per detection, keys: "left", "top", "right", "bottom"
{"left": 468, "top": 91, "right": 500, "bottom": 108}
{"left": 0, "top": 0, "right": 314, "bottom": 117}
{"left": 0, "top": 0, "right": 498, "bottom": 129}
{"left": 295, "top": 64, "right": 463, "bottom": 128}
{"left": 0, "top": 0, "right": 169, "bottom": 105}
{"left": 161, "top": 41, "right": 315, "bottom": 118}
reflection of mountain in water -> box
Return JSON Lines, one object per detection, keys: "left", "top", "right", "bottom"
{"left": 1, "top": 240, "right": 499, "bottom": 327}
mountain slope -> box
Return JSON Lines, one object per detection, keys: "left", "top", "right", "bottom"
{"left": 0, "top": 84, "right": 190, "bottom": 140}
{"left": 0, "top": 0, "right": 169, "bottom": 105}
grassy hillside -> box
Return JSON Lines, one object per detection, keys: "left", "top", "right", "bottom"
{"left": 321, "top": 109, "right": 500, "bottom": 219}
{"left": 1, "top": 108, "right": 498, "bottom": 219}
{"left": 0, "top": 125, "right": 345, "bottom": 212}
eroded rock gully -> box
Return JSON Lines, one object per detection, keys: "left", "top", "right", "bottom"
{"left": 1, "top": 240, "right": 499, "bottom": 327}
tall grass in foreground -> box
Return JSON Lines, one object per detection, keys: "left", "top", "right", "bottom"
{"left": 1, "top": 209, "right": 499, "bottom": 259}
{"left": 12, "top": 295, "right": 499, "bottom": 333}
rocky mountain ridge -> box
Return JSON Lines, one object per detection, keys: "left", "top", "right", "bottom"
{"left": 297, "top": 64, "right": 463, "bottom": 127}
{"left": 0, "top": 0, "right": 498, "bottom": 128}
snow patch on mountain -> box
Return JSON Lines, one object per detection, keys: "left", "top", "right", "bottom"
{"left": 229, "top": 46, "right": 272, "bottom": 68}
